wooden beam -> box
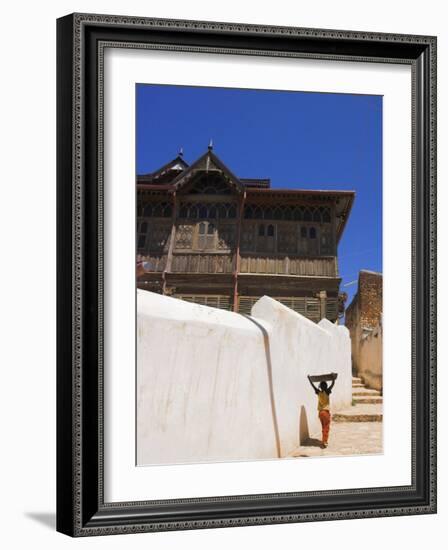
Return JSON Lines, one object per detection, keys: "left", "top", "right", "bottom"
{"left": 162, "top": 191, "right": 177, "bottom": 294}
{"left": 232, "top": 191, "right": 246, "bottom": 311}
{"left": 318, "top": 290, "right": 327, "bottom": 320}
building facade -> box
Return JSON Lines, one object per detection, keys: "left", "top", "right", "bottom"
{"left": 345, "top": 270, "right": 383, "bottom": 389}
{"left": 136, "top": 146, "right": 354, "bottom": 322}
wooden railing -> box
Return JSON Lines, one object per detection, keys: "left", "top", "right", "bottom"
{"left": 142, "top": 252, "right": 338, "bottom": 277}
{"left": 171, "top": 253, "right": 234, "bottom": 274}
{"left": 239, "top": 255, "right": 337, "bottom": 277}
{"left": 139, "top": 254, "right": 167, "bottom": 273}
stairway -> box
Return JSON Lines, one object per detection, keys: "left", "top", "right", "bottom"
{"left": 333, "top": 376, "right": 383, "bottom": 423}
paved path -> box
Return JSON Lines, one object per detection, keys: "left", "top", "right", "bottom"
{"left": 289, "top": 421, "right": 383, "bottom": 458}
{"left": 289, "top": 376, "right": 383, "bottom": 458}
{"left": 333, "top": 403, "right": 383, "bottom": 422}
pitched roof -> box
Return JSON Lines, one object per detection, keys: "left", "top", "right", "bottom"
{"left": 170, "top": 149, "right": 244, "bottom": 194}
{"left": 137, "top": 155, "right": 189, "bottom": 184}
{"left": 136, "top": 149, "right": 355, "bottom": 240}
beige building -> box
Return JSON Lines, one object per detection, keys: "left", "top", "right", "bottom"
{"left": 345, "top": 270, "right": 383, "bottom": 391}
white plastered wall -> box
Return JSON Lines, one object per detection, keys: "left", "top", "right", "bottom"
{"left": 137, "top": 291, "right": 352, "bottom": 465}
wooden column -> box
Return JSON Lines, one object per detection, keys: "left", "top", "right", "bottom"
{"left": 162, "top": 191, "right": 177, "bottom": 295}
{"left": 332, "top": 200, "right": 338, "bottom": 274}
{"left": 318, "top": 290, "right": 327, "bottom": 320}
{"left": 232, "top": 191, "right": 246, "bottom": 312}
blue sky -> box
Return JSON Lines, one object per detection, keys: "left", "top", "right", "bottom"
{"left": 136, "top": 84, "right": 382, "bottom": 309}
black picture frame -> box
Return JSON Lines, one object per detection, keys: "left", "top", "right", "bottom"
{"left": 57, "top": 13, "right": 437, "bottom": 537}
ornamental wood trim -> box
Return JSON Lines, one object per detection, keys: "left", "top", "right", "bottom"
{"left": 162, "top": 191, "right": 177, "bottom": 293}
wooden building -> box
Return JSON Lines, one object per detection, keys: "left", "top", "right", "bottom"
{"left": 137, "top": 146, "right": 354, "bottom": 322}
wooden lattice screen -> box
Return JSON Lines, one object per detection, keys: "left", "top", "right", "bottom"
{"left": 175, "top": 295, "right": 232, "bottom": 311}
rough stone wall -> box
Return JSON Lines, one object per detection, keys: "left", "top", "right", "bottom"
{"left": 137, "top": 290, "right": 352, "bottom": 465}
{"left": 345, "top": 294, "right": 361, "bottom": 373}
{"left": 358, "top": 320, "right": 383, "bottom": 392}
{"left": 345, "top": 271, "right": 383, "bottom": 385}
{"left": 358, "top": 271, "right": 383, "bottom": 329}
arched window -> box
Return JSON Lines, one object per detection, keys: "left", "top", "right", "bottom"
{"left": 190, "top": 174, "right": 231, "bottom": 195}
{"left": 179, "top": 204, "right": 188, "bottom": 218}
{"left": 217, "top": 204, "right": 226, "bottom": 219}
{"left": 228, "top": 204, "right": 237, "bottom": 219}
{"left": 257, "top": 224, "right": 275, "bottom": 252}
{"left": 209, "top": 206, "right": 217, "bottom": 219}
{"left": 308, "top": 226, "right": 318, "bottom": 255}
{"left": 137, "top": 235, "right": 146, "bottom": 249}
{"left": 273, "top": 207, "right": 283, "bottom": 220}
{"left": 293, "top": 207, "right": 303, "bottom": 221}
{"left": 304, "top": 209, "right": 312, "bottom": 222}
{"left": 198, "top": 205, "right": 208, "bottom": 219}
{"left": 153, "top": 203, "right": 163, "bottom": 217}
{"left": 253, "top": 206, "right": 263, "bottom": 219}
{"left": 263, "top": 224, "right": 275, "bottom": 252}
{"left": 189, "top": 205, "right": 198, "bottom": 219}
{"left": 320, "top": 226, "right": 333, "bottom": 254}
{"left": 244, "top": 205, "right": 253, "bottom": 219}
{"left": 313, "top": 209, "right": 321, "bottom": 222}
{"left": 142, "top": 202, "right": 173, "bottom": 218}
{"left": 264, "top": 207, "right": 274, "bottom": 220}
{"left": 322, "top": 207, "right": 331, "bottom": 223}
{"left": 196, "top": 221, "right": 217, "bottom": 250}
{"left": 301, "top": 226, "right": 307, "bottom": 238}
{"left": 137, "top": 221, "right": 148, "bottom": 250}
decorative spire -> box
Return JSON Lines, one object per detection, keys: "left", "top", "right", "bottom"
{"left": 179, "top": 147, "right": 184, "bottom": 157}
{"left": 208, "top": 139, "right": 213, "bottom": 151}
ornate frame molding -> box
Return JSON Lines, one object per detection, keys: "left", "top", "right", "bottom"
{"left": 57, "top": 13, "right": 437, "bottom": 537}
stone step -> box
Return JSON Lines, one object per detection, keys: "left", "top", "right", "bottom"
{"left": 353, "top": 396, "right": 383, "bottom": 405}
{"left": 352, "top": 388, "right": 382, "bottom": 397}
{"left": 352, "top": 377, "right": 363, "bottom": 384}
{"left": 352, "top": 383, "right": 365, "bottom": 388}
{"left": 333, "top": 412, "right": 383, "bottom": 422}
{"left": 333, "top": 404, "right": 383, "bottom": 423}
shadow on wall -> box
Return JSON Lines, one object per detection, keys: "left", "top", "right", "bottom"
{"left": 299, "top": 406, "right": 322, "bottom": 447}
{"left": 244, "top": 314, "right": 282, "bottom": 459}
{"left": 137, "top": 291, "right": 352, "bottom": 464}
{"left": 299, "top": 405, "right": 309, "bottom": 444}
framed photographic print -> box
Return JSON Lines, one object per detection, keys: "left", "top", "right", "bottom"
{"left": 56, "top": 13, "right": 437, "bottom": 536}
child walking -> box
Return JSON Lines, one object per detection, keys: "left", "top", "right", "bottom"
{"left": 307, "top": 374, "right": 336, "bottom": 448}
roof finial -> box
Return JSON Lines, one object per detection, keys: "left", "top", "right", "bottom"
{"left": 208, "top": 139, "right": 213, "bottom": 151}
{"left": 179, "top": 147, "right": 184, "bottom": 157}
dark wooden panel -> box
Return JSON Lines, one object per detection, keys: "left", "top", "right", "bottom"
{"left": 171, "top": 253, "right": 233, "bottom": 274}
{"left": 240, "top": 255, "right": 336, "bottom": 277}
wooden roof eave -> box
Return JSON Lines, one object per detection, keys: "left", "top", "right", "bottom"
{"left": 335, "top": 193, "right": 355, "bottom": 242}
{"left": 137, "top": 183, "right": 175, "bottom": 192}
{"left": 245, "top": 188, "right": 355, "bottom": 242}
{"left": 137, "top": 155, "right": 189, "bottom": 181}
{"left": 171, "top": 150, "right": 244, "bottom": 194}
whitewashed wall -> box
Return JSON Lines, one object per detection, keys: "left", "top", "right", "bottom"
{"left": 137, "top": 291, "right": 352, "bottom": 465}
{"left": 358, "top": 322, "right": 383, "bottom": 391}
